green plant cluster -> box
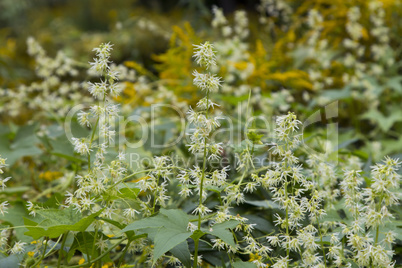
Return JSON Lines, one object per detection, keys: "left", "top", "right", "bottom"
{"left": 0, "top": 1, "right": 401, "bottom": 267}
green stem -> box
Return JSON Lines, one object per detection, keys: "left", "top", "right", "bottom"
{"left": 193, "top": 91, "right": 210, "bottom": 268}
{"left": 152, "top": 175, "right": 160, "bottom": 214}
{"left": 82, "top": 232, "right": 91, "bottom": 264}
{"left": 118, "top": 240, "right": 132, "bottom": 267}
{"left": 316, "top": 217, "right": 327, "bottom": 268}
{"left": 88, "top": 117, "right": 100, "bottom": 170}
{"left": 284, "top": 182, "right": 290, "bottom": 267}
{"left": 30, "top": 237, "right": 48, "bottom": 268}
{"left": 341, "top": 236, "right": 345, "bottom": 260}
{"left": 374, "top": 195, "right": 383, "bottom": 246}
{"left": 193, "top": 239, "right": 200, "bottom": 268}
{"left": 61, "top": 237, "right": 128, "bottom": 268}
{"left": 57, "top": 232, "right": 69, "bottom": 268}
{"left": 91, "top": 228, "right": 99, "bottom": 266}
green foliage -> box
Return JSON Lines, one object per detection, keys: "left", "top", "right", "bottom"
{"left": 0, "top": 1, "right": 401, "bottom": 267}
{"left": 123, "top": 209, "right": 192, "bottom": 264}
{"left": 0, "top": 124, "right": 41, "bottom": 166}
{"left": 24, "top": 207, "right": 102, "bottom": 240}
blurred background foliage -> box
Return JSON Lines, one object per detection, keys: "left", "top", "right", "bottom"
{"left": 0, "top": 1, "right": 402, "bottom": 266}
{"left": 0, "top": 0, "right": 401, "bottom": 190}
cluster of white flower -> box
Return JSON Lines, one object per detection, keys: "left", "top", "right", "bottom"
{"left": 306, "top": 153, "right": 339, "bottom": 205}
{"left": 61, "top": 44, "right": 135, "bottom": 230}
{"left": 182, "top": 42, "right": 227, "bottom": 214}
{"left": 258, "top": 0, "right": 293, "bottom": 31}
{"left": 304, "top": 9, "right": 336, "bottom": 91}
{"left": 9, "top": 241, "right": 26, "bottom": 255}
{"left": 322, "top": 155, "right": 400, "bottom": 267}
{"left": 301, "top": 0, "right": 395, "bottom": 111}
{"left": 249, "top": 112, "right": 327, "bottom": 267}
{"left": 0, "top": 37, "right": 89, "bottom": 119}
{"left": 138, "top": 156, "right": 173, "bottom": 216}
{"left": 346, "top": 7, "right": 363, "bottom": 41}
{"left": 0, "top": 156, "right": 10, "bottom": 215}
{"left": 307, "top": 9, "right": 323, "bottom": 47}
{"left": 234, "top": 10, "right": 249, "bottom": 40}
{"left": 211, "top": 6, "right": 249, "bottom": 40}
{"left": 136, "top": 17, "right": 171, "bottom": 40}
{"left": 211, "top": 6, "right": 228, "bottom": 31}
{"left": 72, "top": 43, "right": 122, "bottom": 163}
{"left": 342, "top": 1, "right": 393, "bottom": 109}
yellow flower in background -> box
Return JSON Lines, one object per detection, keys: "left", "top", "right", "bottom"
{"left": 38, "top": 171, "right": 63, "bottom": 182}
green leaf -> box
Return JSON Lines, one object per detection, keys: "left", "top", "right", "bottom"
{"left": 170, "top": 241, "right": 192, "bottom": 268}
{"left": 159, "top": 208, "right": 189, "bottom": 230}
{"left": 122, "top": 216, "right": 165, "bottom": 232}
{"left": 99, "top": 218, "right": 126, "bottom": 230}
{"left": 122, "top": 209, "right": 189, "bottom": 232}
{"left": 321, "top": 86, "right": 351, "bottom": 101}
{"left": 67, "top": 232, "right": 112, "bottom": 263}
{"left": 233, "top": 261, "right": 258, "bottom": 268}
{"left": 51, "top": 152, "right": 83, "bottom": 163}
{"left": 190, "top": 230, "right": 205, "bottom": 241}
{"left": 122, "top": 209, "right": 192, "bottom": 263}
{"left": 243, "top": 215, "right": 274, "bottom": 234}
{"left": 386, "top": 76, "right": 402, "bottom": 93}
{"left": 1, "top": 186, "right": 30, "bottom": 194}
{"left": 247, "top": 131, "right": 264, "bottom": 145}
{"left": 361, "top": 108, "right": 402, "bottom": 132}
{"left": 24, "top": 207, "right": 102, "bottom": 239}
{"left": 345, "top": 259, "right": 359, "bottom": 268}
{"left": 116, "top": 183, "right": 141, "bottom": 200}
{"left": 219, "top": 94, "right": 249, "bottom": 105}
{"left": 382, "top": 137, "right": 402, "bottom": 156}
{"left": 0, "top": 203, "right": 32, "bottom": 242}
{"left": 245, "top": 200, "right": 280, "bottom": 209}
{"left": 153, "top": 227, "right": 192, "bottom": 262}
{"left": 0, "top": 253, "right": 24, "bottom": 268}
{"left": 383, "top": 220, "right": 402, "bottom": 240}
{"left": 0, "top": 124, "right": 41, "bottom": 165}
{"left": 206, "top": 220, "right": 239, "bottom": 248}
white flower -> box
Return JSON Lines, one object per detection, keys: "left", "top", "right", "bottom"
{"left": 222, "top": 26, "right": 232, "bottom": 37}
{"left": 92, "top": 42, "right": 113, "bottom": 59}
{"left": 26, "top": 201, "right": 36, "bottom": 216}
{"left": 193, "top": 42, "right": 216, "bottom": 69}
{"left": 196, "top": 97, "right": 219, "bottom": 110}
{"left": 0, "top": 201, "right": 8, "bottom": 215}
{"left": 266, "top": 236, "right": 280, "bottom": 246}
{"left": 123, "top": 208, "right": 140, "bottom": 219}
{"left": 88, "top": 81, "right": 107, "bottom": 98}
{"left": 211, "top": 238, "right": 226, "bottom": 250}
{"left": 192, "top": 70, "right": 222, "bottom": 92}
{"left": 71, "top": 138, "right": 91, "bottom": 155}
{"left": 108, "top": 70, "right": 119, "bottom": 82}
{"left": 96, "top": 237, "right": 108, "bottom": 252}
{"left": 106, "top": 104, "right": 120, "bottom": 118}
{"left": 0, "top": 177, "right": 10, "bottom": 190}
{"left": 179, "top": 186, "right": 192, "bottom": 197}
{"left": 187, "top": 222, "right": 197, "bottom": 232}
{"left": 192, "top": 204, "right": 212, "bottom": 216}
{"left": 117, "top": 152, "right": 126, "bottom": 161}
{"left": 211, "top": 6, "right": 227, "bottom": 28}
{"left": 89, "top": 57, "right": 109, "bottom": 74}
{"left": 109, "top": 83, "right": 122, "bottom": 96}
{"left": 272, "top": 256, "right": 290, "bottom": 268}
{"left": 90, "top": 105, "right": 105, "bottom": 116}
{"left": 78, "top": 111, "right": 91, "bottom": 127}
{"left": 9, "top": 241, "right": 26, "bottom": 254}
